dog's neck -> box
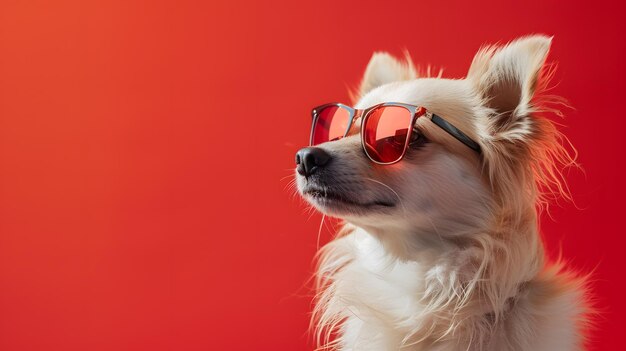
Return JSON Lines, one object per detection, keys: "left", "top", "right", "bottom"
{"left": 319, "top": 205, "right": 544, "bottom": 348}
{"left": 355, "top": 203, "right": 543, "bottom": 294}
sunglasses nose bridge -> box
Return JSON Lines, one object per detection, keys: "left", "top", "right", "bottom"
{"left": 340, "top": 108, "right": 362, "bottom": 138}
{"left": 354, "top": 108, "right": 370, "bottom": 122}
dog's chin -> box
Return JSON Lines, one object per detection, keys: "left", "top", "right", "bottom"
{"left": 302, "top": 188, "right": 395, "bottom": 217}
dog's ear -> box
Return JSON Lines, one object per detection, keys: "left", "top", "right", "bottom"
{"left": 468, "top": 36, "right": 575, "bottom": 206}
{"left": 467, "top": 35, "right": 552, "bottom": 139}
{"left": 359, "top": 52, "right": 416, "bottom": 96}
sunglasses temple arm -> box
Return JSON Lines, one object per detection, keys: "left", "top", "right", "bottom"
{"left": 430, "top": 114, "right": 481, "bottom": 153}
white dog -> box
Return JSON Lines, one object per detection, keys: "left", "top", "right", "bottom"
{"left": 295, "top": 35, "right": 591, "bottom": 350}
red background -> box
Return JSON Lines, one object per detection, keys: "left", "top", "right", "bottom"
{"left": 1, "top": 1, "right": 625, "bottom": 350}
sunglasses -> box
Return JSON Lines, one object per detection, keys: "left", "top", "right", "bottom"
{"left": 310, "top": 102, "right": 481, "bottom": 164}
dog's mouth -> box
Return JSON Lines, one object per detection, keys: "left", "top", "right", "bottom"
{"left": 302, "top": 187, "right": 395, "bottom": 213}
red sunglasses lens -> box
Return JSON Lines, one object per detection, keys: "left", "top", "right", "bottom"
{"left": 312, "top": 106, "right": 351, "bottom": 145}
{"left": 363, "top": 106, "right": 413, "bottom": 163}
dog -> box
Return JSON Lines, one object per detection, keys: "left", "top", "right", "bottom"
{"left": 294, "top": 35, "right": 591, "bottom": 350}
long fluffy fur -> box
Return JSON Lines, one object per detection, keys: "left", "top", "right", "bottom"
{"left": 304, "top": 36, "right": 592, "bottom": 351}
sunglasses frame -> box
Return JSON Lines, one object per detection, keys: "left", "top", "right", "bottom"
{"left": 310, "top": 102, "right": 481, "bottom": 165}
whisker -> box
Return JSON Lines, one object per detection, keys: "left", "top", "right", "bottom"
{"left": 425, "top": 215, "right": 445, "bottom": 246}
{"left": 363, "top": 177, "right": 408, "bottom": 216}
{"left": 280, "top": 172, "right": 296, "bottom": 182}
{"left": 317, "top": 214, "right": 326, "bottom": 250}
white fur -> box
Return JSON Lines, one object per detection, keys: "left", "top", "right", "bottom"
{"left": 297, "top": 35, "right": 591, "bottom": 351}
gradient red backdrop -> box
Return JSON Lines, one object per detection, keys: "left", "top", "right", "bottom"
{"left": 1, "top": 1, "right": 625, "bottom": 350}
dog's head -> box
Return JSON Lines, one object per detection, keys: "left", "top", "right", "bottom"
{"left": 296, "top": 35, "right": 571, "bottom": 252}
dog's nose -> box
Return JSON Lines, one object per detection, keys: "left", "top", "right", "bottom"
{"left": 295, "top": 147, "right": 331, "bottom": 177}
